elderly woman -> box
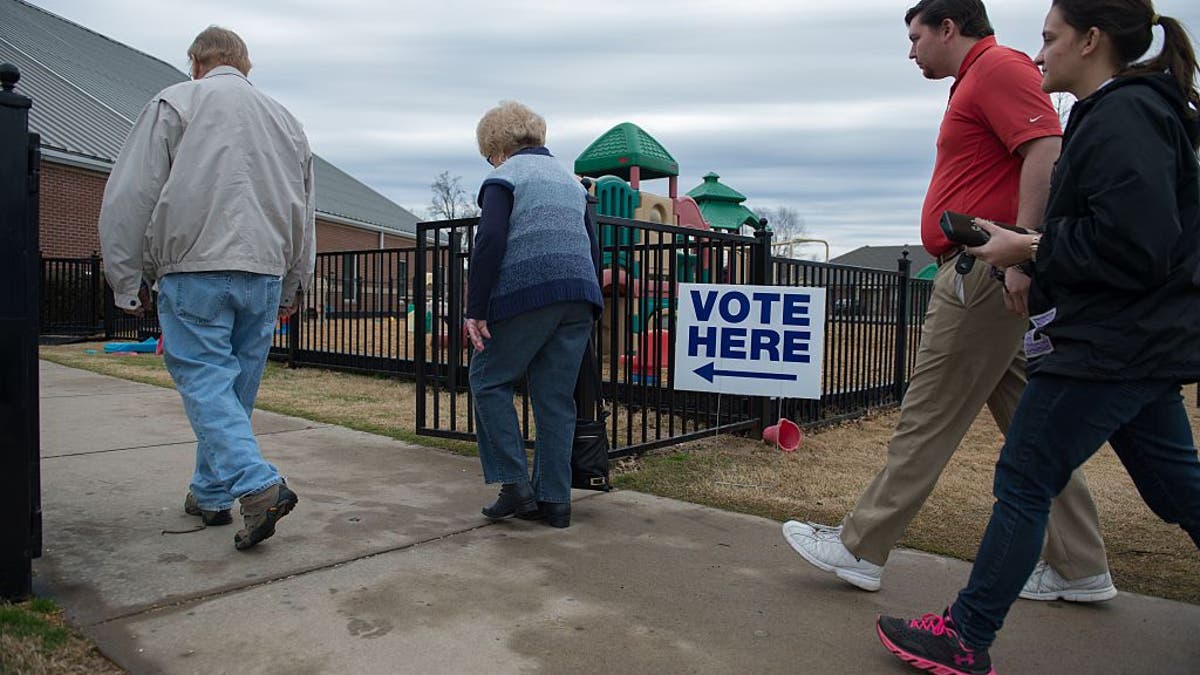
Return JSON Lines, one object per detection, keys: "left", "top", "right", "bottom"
{"left": 466, "top": 101, "right": 603, "bottom": 529}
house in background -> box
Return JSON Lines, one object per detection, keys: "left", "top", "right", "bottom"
{"left": 829, "top": 244, "right": 935, "bottom": 317}
{"left": 0, "top": 0, "right": 420, "bottom": 261}
{"left": 831, "top": 245, "right": 935, "bottom": 278}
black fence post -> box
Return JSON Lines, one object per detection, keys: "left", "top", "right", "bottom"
{"left": 286, "top": 302, "right": 299, "bottom": 368}
{"left": 414, "top": 226, "right": 428, "bottom": 432}
{"left": 574, "top": 182, "right": 600, "bottom": 421}
{"left": 893, "top": 251, "right": 912, "bottom": 402}
{"left": 0, "top": 63, "right": 40, "bottom": 601}
{"left": 750, "top": 218, "right": 774, "bottom": 434}
{"left": 102, "top": 281, "right": 115, "bottom": 339}
{"left": 446, "top": 231, "right": 463, "bottom": 396}
{"left": 89, "top": 252, "right": 102, "bottom": 334}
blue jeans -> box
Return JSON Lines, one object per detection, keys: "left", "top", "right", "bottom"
{"left": 157, "top": 272, "right": 285, "bottom": 510}
{"left": 952, "top": 375, "right": 1200, "bottom": 648}
{"left": 469, "top": 301, "right": 594, "bottom": 504}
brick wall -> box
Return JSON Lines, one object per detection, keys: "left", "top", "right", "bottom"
{"left": 37, "top": 159, "right": 416, "bottom": 258}
{"left": 39, "top": 162, "right": 106, "bottom": 258}
{"left": 383, "top": 233, "right": 415, "bottom": 249}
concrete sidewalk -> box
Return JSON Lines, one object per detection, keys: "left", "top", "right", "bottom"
{"left": 34, "top": 360, "right": 1200, "bottom": 674}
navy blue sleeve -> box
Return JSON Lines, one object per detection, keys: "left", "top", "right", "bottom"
{"left": 467, "top": 183, "right": 513, "bottom": 320}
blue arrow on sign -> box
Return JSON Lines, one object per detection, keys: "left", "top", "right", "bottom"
{"left": 695, "top": 362, "right": 799, "bottom": 384}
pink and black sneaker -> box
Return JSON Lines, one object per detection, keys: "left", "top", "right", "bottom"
{"left": 876, "top": 608, "right": 995, "bottom": 675}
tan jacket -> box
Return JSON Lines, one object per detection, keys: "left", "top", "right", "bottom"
{"left": 98, "top": 66, "right": 315, "bottom": 310}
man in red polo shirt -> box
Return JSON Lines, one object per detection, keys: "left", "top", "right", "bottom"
{"left": 782, "top": 0, "right": 1113, "bottom": 600}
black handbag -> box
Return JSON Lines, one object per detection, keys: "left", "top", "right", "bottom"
{"left": 571, "top": 337, "right": 611, "bottom": 491}
{"left": 572, "top": 413, "right": 611, "bottom": 491}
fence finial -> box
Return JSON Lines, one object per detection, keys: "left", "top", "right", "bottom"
{"left": 0, "top": 63, "right": 20, "bottom": 92}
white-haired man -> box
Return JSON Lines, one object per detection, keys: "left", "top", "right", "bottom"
{"left": 99, "top": 26, "right": 314, "bottom": 550}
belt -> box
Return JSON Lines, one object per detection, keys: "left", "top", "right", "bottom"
{"left": 935, "top": 246, "right": 965, "bottom": 267}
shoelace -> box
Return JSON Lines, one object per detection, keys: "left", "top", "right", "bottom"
{"left": 909, "top": 613, "right": 957, "bottom": 638}
{"left": 806, "top": 523, "right": 843, "bottom": 540}
{"left": 1027, "top": 560, "right": 1051, "bottom": 587}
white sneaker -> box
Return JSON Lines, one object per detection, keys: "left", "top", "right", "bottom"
{"left": 781, "top": 520, "right": 882, "bottom": 591}
{"left": 1019, "top": 560, "right": 1118, "bottom": 602}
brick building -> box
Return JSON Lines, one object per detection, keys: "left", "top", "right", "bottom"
{"left": 1, "top": 0, "right": 420, "bottom": 263}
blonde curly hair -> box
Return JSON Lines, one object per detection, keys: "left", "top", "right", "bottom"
{"left": 476, "top": 101, "right": 547, "bottom": 159}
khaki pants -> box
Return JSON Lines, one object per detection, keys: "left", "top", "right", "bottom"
{"left": 840, "top": 258, "right": 1108, "bottom": 579}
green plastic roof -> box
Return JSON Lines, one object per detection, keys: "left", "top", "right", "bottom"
{"left": 686, "top": 172, "right": 748, "bottom": 203}
{"left": 574, "top": 122, "right": 679, "bottom": 180}
{"left": 696, "top": 200, "right": 760, "bottom": 232}
{"left": 687, "top": 172, "right": 758, "bottom": 230}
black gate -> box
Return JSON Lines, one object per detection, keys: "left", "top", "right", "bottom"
{"left": 413, "top": 208, "right": 934, "bottom": 458}
{"left": 0, "top": 63, "right": 41, "bottom": 600}
{"left": 40, "top": 255, "right": 104, "bottom": 336}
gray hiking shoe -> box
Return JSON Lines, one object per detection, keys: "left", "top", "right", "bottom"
{"left": 234, "top": 483, "right": 299, "bottom": 551}
{"left": 183, "top": 491, "right": 233, "bottom": 526}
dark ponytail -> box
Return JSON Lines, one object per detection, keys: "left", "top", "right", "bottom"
{"left": 1052, "top": 0, "right": 1199, "bottom": 117}
{"left": 1143, "top": 15, "right": 1200, "bottom": 115}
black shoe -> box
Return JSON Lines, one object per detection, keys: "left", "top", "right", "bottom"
{"left": 184, "top": 491, "right": 233, "bottom": 526}
{"left": 876, "top": 608, "right": 994, "bottom": 675}
{"left": 482, "top": 483, "right": 537, "bottom": 520}
{"left": 516, "top": 501, "right": 571, "bottom": 528}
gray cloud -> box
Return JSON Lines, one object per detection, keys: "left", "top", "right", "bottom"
{"left": 30, "top": 0, "right": 1200, "bottom": 257}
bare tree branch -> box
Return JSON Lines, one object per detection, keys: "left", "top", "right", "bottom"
{"left": 1052, "top": 92, "right": 1076, "bottom": 127}
{"left": 428, "top": 171, "right": 479, "bottom": 220}
{"left": 759, "top": 206, "right": 807, "bottom": 240}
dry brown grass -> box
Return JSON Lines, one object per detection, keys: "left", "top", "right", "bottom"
{"left": 616, "top": 396, "right": 1200, "bottom": 605}
{"left": 40, "top": 343, "right": 701, "bottom": 454}
{"left": 39, "top": 342, "right": 1200, "bottom": 605}
{"left": 39, "top": 342, "right": 478, "bottom": 455}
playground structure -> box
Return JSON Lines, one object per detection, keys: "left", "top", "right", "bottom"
{"left": 259, "top": 122, "right": 773, "bottom": 385}
{"left": 574, "top": 122, "right": 763, "bottom": 385}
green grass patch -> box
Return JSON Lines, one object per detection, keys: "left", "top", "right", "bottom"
{"left": 0, "top": 601, "right": 70, "bottom": 651}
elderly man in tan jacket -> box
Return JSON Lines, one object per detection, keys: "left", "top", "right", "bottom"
{"left": 98, "top": 26, "right": 315, "bottom": 550}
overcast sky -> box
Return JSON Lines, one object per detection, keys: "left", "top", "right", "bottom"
{"left": 30, "top": 0, "right": 1200, "bottom": 258}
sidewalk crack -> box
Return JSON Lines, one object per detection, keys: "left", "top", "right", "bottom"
{"left": 81, "top": 521, "right": 499, "bottom": 628}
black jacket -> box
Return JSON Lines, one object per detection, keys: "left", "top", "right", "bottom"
{"left": 1030, "top": 74, "right": 1200, "bottom": 381}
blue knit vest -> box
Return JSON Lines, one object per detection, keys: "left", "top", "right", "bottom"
{"left": 480, "top": 153, "right": 603, "bottom": 322}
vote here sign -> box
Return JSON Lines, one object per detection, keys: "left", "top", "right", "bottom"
{"left": 673, "top": 283, "right": 825, "bottom": 399}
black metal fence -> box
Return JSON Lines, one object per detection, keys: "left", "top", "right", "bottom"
{"left": 271, "top": 247, "right": 421, "bottom": 375}
{"left": 413, "top": 214, "right": 935, "bottom": 457}
{"left": 40, "top": 256, "right": 102, "bottom": 336}
{"left": 38, "top": 222, "right": 935, "bottom": 458}
{"left": 39, "top": 254, "right": 160, "bottom": 341}
{"left": 771, "top": 254, "right": 932, "bottom": 426}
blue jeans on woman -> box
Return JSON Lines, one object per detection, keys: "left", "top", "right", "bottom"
{"left": 156, "top": 271, "right": 285, "bottom": 511}
{"left": 469, "top": 301, "right": 594, "bottom": 504}
{"left": 951, "top": 374, "right": 1200, "bottom": 648}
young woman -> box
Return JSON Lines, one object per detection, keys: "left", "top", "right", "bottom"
{"left": 875, "top": 1, "right": 1200, "bottom": 673}
{"left": 466, "top": 101, "right": 603, "bottom": 529}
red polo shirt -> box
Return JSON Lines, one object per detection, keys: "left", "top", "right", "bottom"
{"left": 921, "top": 36, "right": 1061, "bottom": 257}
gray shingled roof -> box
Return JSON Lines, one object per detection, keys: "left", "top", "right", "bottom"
{"left": 0, "top": 0, "right": 418, "bottom": 236}
{"left": 831, "top": 244, "right": 935, "bottom": 272}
